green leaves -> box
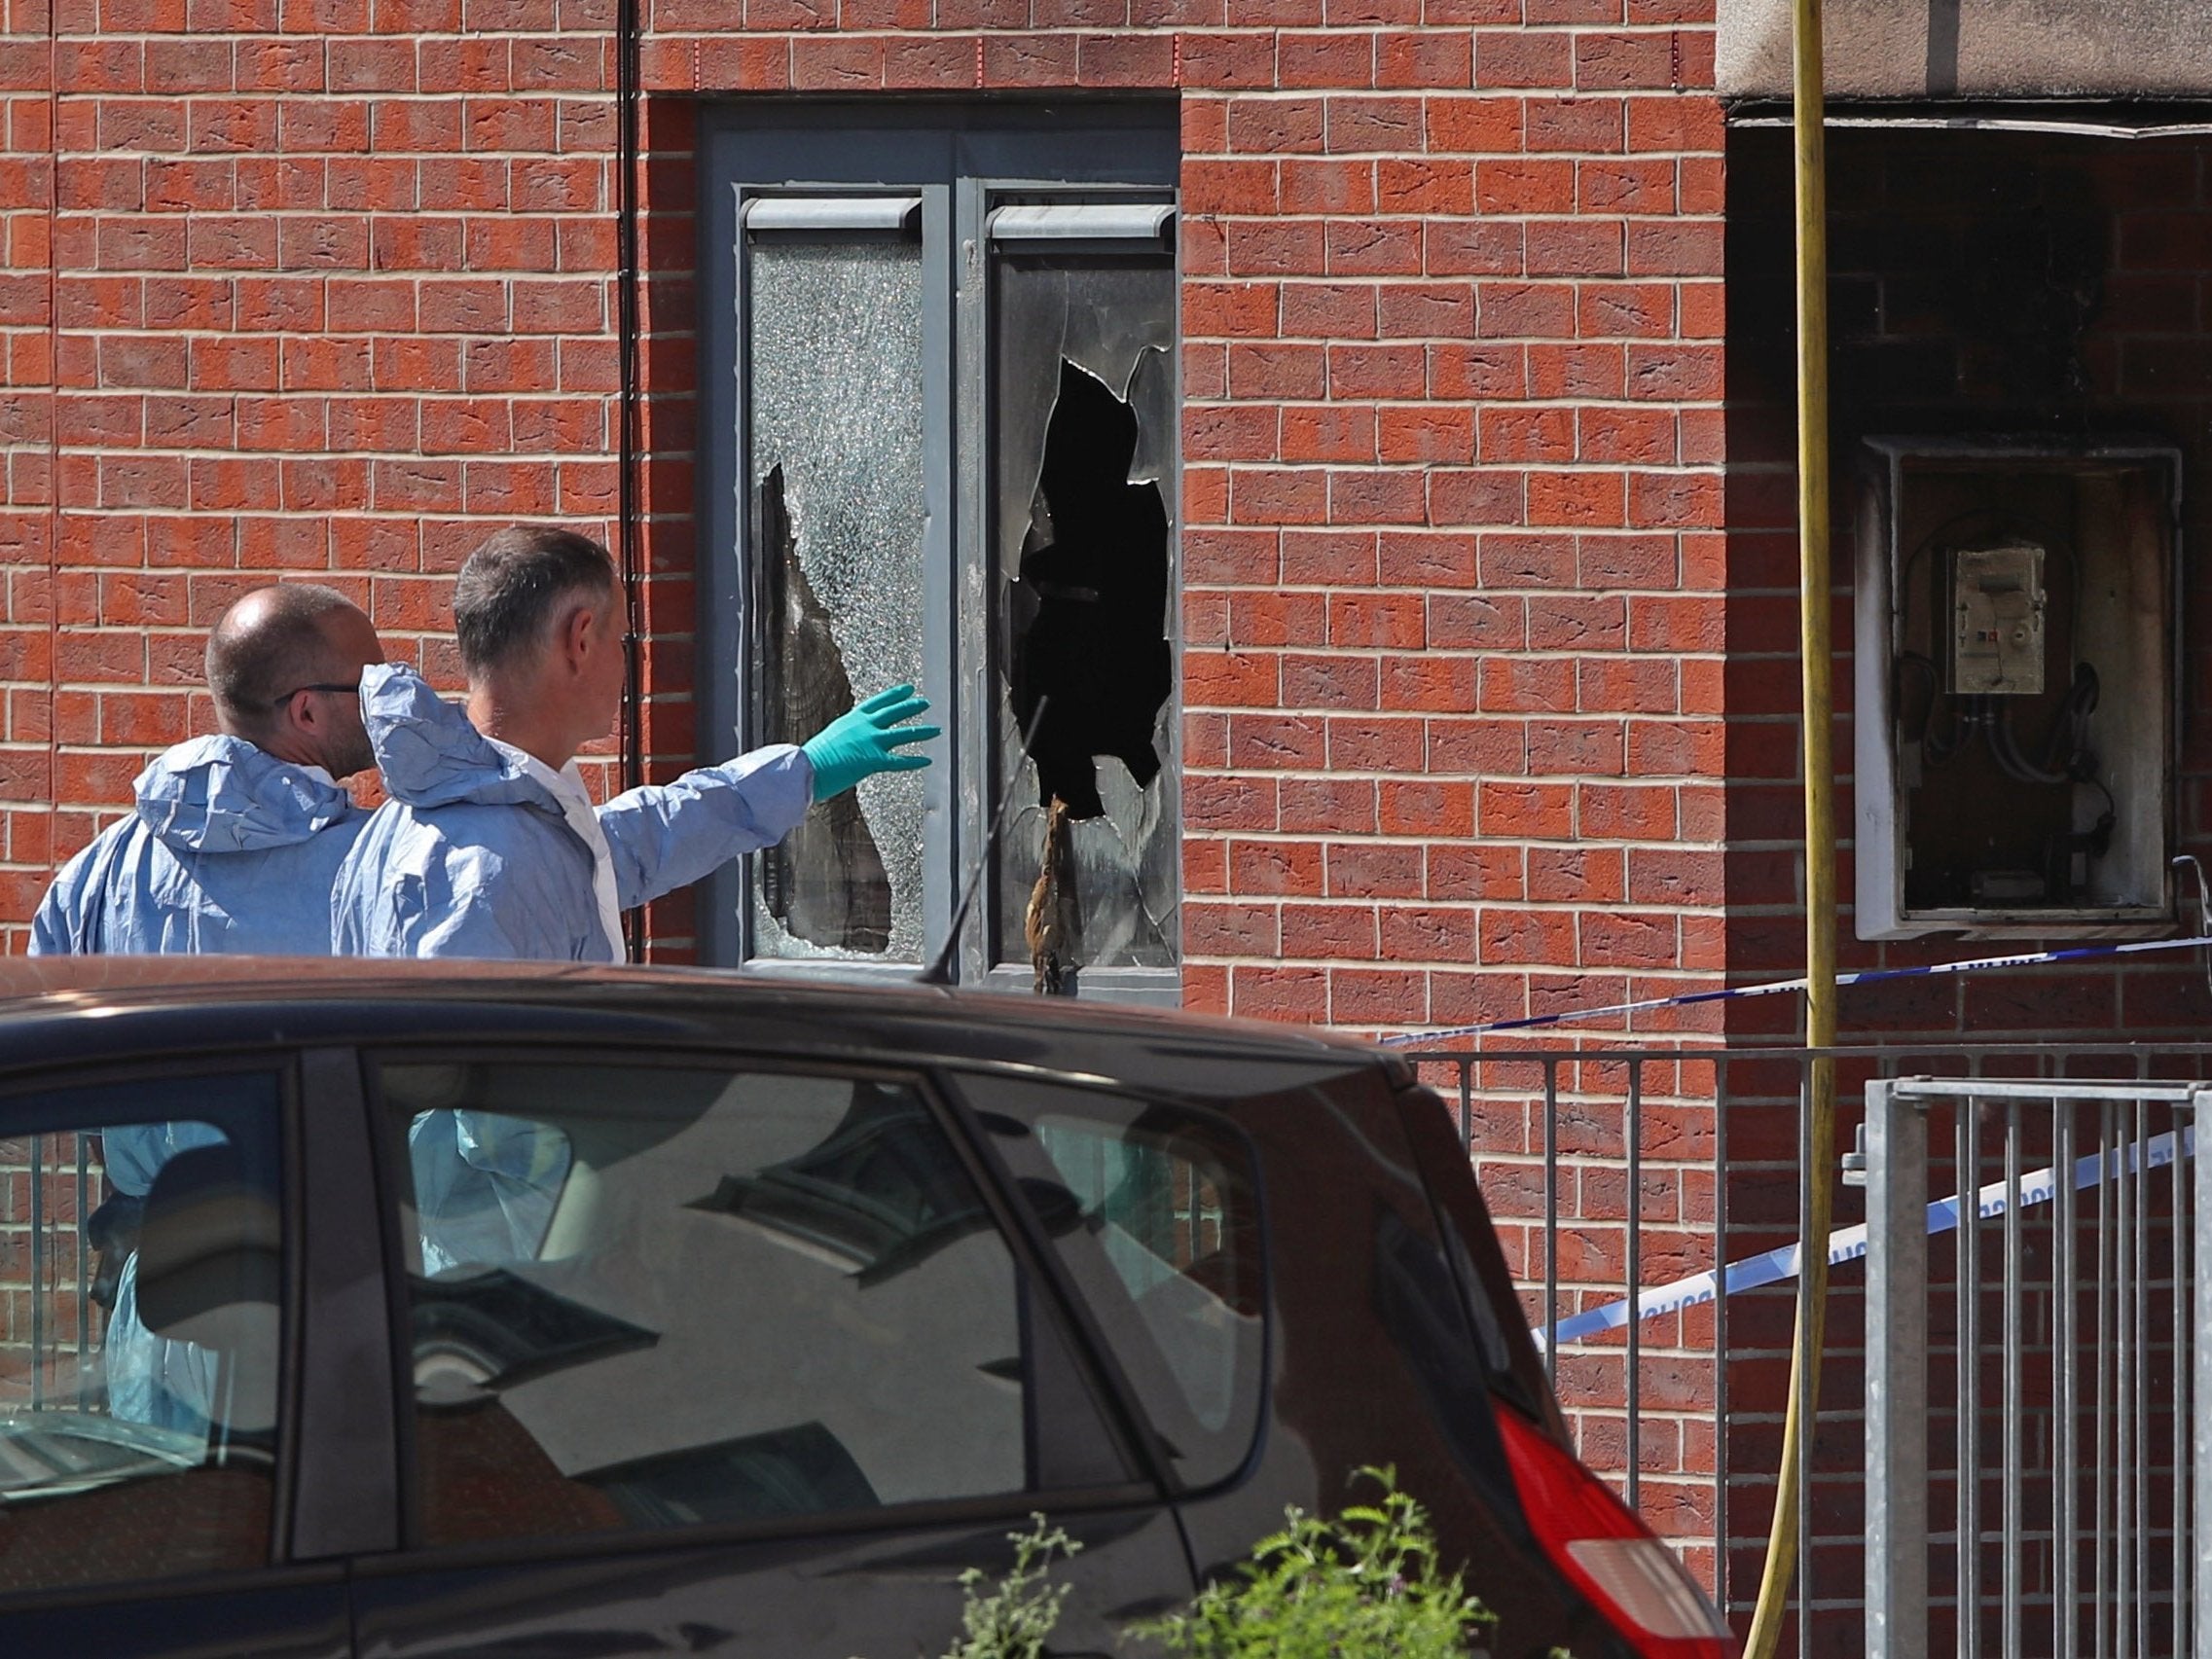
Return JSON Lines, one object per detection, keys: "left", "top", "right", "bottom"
{"left": 941, "top": 1514, "right": 1084, "bottom": 1659}
{"left": 869, "top": 1469, "right": 1528, "bottom": 1659}
{"left": 1132, "top": 1466, "right": 1500, "bottom": 1659}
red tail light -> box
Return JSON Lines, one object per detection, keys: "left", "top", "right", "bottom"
{"left": 1494, "top": 1405, "right": 1737, "bottom": 1658}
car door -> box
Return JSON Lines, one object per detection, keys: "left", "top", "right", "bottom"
{"left": 345, "top": 1046, "right": 1194, "bottom": 1659}
{"left": 0, "top": 1055, "right": 350, "bottom": 1658}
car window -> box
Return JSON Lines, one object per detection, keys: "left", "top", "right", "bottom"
{"left": 952, "top": 1074, "right": 1264, "bottom": 1492}
{"left": 0, "top": 1070, "right": 285, "bottom": 1594}
{"left": 378, "top": 1059, "right": 1092, "bottom": 1550}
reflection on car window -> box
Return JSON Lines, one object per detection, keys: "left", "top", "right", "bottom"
{"left": 0, "top": 1071, "right": 283, "bottom": 1594}
{"left": 380, "top": 1062, "right": 1042, "bottom": 1550}
{"left": 956, "top": 1075, "right": 1264, "bottom": 1492}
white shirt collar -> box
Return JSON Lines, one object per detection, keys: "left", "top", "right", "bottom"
{"left": 486, "top": 739, "right": 626, "bottom": 960}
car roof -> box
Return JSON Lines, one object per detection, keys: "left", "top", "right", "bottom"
{"left": 0, "top": 956, "right": 1403, "bottom": 1100}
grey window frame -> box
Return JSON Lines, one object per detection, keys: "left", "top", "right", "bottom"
{"left": 696, "top": 100, "right": 1183, "bottom": 1005}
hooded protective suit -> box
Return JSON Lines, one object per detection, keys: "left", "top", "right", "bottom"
{"left": 30, "top": 735, "right": 370, "bottom": 1430}
{"left": 33, "top": 735, "right": 366, "bottom": 956}
{"left": 330, "top": 664, "right": 815, "bottom": 1269}
{"left": 330, "top": 663, "right": 813, "bottom": 961}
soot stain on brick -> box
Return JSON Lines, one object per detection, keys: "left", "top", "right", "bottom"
{"left": 1006, "top": 357, "right": 1174, "bottom": 823}
{"left": 1948, "top": 168, "right": 2107, "bottom": 407}
{"left": 757, "top": 462, "right": 893, "bottom": 954}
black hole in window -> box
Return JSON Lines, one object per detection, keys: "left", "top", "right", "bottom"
{"left": 1007, "top": 359, "right": 1173, "bottom": 825}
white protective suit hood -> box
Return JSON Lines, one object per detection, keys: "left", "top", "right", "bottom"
{"left": 133, "top": 734, "right": 354, "bottom": 854}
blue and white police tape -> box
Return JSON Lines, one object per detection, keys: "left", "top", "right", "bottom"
{"left": 1383, "top": 932, "right": 2212, "bottom": 1049}
{"left": 1534, "top": 1122, "right": 2197, "bottom": 1352}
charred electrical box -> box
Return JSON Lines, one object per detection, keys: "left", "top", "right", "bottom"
{"left": 1854, "top": 437, "right": 2182, "bottom": 940}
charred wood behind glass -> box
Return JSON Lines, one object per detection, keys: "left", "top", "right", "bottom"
{"left": 756, "top": 463, "right": 894, "bottom": 954}
{"left": 1026, "top": 797, "right": 1082, "bottom": 996}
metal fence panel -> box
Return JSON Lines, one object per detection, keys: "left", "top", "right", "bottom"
{"left": 1867, "top": 1079, "right": 1928, "bottom": 1659}
{"left": 1394, "top": 1039, "right": 2212, "bottom": 1652}
{"left": 2195, "top": 1087, "right": 2212, "bottom": 1659}
{"left": 1861, "top": 1077, "right": 2201, "bottom": 1659}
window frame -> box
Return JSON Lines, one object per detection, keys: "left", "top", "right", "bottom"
{"left": 0, "top": 1053, "right": 310, "bottom": 1606}
{"left": 933, "top": 1064, "right": 1273, "bottom": 1502}
{"left": 357, "top": 1040, "right": 1164, "bottom": 1570}
{"left": 696, "top": 101, "right": 1183, "bottom": 1003}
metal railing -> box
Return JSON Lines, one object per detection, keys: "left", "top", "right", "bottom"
{"left": 1396, "top": 1039, "right": 2212, "bottom": 1652}
{"left": 0, "top": 1131, "right": 101, "bottom": 1415}
{"left": 1865, "top": 1076, "right": 2202, "bottom": 1659}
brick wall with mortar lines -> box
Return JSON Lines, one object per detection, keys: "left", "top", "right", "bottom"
{"left": 0, "top": 1136, "right": 99, "bottom": 1405}
{"left": 0, "top": 1, "right": 1734, "bottom": 996}
{"left": 0, "top": 0, "right": 637, "bottom": 936}
{"left": 0, "top": 0, "right": 1737, "bottom": 1582}
{"left": 1171, "top": 51, "right": 1729, "bottom": 1035}
{"left": 1716, "top": 127, "right": 2212, "bottom": 1651}
{"left": 1431, "top": 1046, "right": 1730, "bottom": 1591}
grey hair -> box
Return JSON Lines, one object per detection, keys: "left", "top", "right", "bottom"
{"left": 205, "top": 584, "right": 364, "bottom": 739}
{"left": 453, "top": 524, "right": 617, "bottom": 677}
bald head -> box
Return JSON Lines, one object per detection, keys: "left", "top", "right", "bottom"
{"left": 206, "top": 585, "right": 384, "bottom": 776}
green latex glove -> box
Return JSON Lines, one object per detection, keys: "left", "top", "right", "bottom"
{"left": 802, "top": 685, "right": 940, "bottom": 802}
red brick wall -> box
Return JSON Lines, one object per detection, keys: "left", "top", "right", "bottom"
{"left": 0, "top": 0, "right": 1737, "bottom": 1602}
{"left": 0, "top": 1134, "right": 99, "bottom": 1400}
{"left": 1170, "top": 24, "right": 1728, "bottom": 1033}
{"left": 0, "top": 0, "right": 1737, "bottom": 1592}
{"left": 0, "top": 0, "right": 636, "bottom": 931}
{"left": 0, "top": 0, "right": 1737, "bottom": 1016}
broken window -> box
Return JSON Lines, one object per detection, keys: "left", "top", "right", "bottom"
{"left": 701, "top": 109, "right": 1182, "bottom": 999}
{"left": 991, "top": 217, "right": 1179, "bottom": 979}
{"left": 744, "top": 214, "right": 928, "bottom": 962}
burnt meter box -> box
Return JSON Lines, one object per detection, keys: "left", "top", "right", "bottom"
{"left": 1854, "top": 437, "right": 2182, "bottom": 940}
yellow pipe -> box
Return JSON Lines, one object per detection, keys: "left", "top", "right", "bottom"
{"left": 1744, "top": 0, "right": 1836, "bottom": 1651}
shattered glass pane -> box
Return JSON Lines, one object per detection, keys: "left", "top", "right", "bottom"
{"left": 746, "top": 236, "right": 927, "bottom": 962}
{"left": 992, "top": 252, "right": 1179, "bottom": 976}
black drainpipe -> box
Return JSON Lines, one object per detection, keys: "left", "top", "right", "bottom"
{"left": 615, "top": 0, "right": 645, "bottom": 954}
{"left": 615, "top": 0, "right": 644, "bottom": 796}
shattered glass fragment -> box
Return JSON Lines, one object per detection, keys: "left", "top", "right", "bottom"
{"left": 991, "top": 250, "right": 1179, "bottom": 973}
{"left": 757, "top": 464, "right": 892, "bottom": 954}
{"left": 745, "top": 234, "right": 927, "bottom": 962}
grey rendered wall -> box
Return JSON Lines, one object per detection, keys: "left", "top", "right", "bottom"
{"left": 1718, "top": 0, "right": 2212, "bottom": 100}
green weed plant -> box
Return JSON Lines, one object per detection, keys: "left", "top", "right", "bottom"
{"left": 1135, "top": 1466, "right": 1497, "bottom": 1659}
{"left": 936, "top": 1514, "right": 1083, "bottom": 1659}
{"left": 888, "top": 1467, "right": 1541, "bottom": 1659}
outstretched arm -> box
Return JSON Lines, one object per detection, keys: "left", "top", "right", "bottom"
{"left": 599, "top": 687, "right": 937, "bottom": 911}
{"left": 598, "top": 745, "right": 816, "bottom": 910}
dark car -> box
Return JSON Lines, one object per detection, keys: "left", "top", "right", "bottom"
{"left": 0, "top": 957, "right": 1727, "bottom": 1659}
